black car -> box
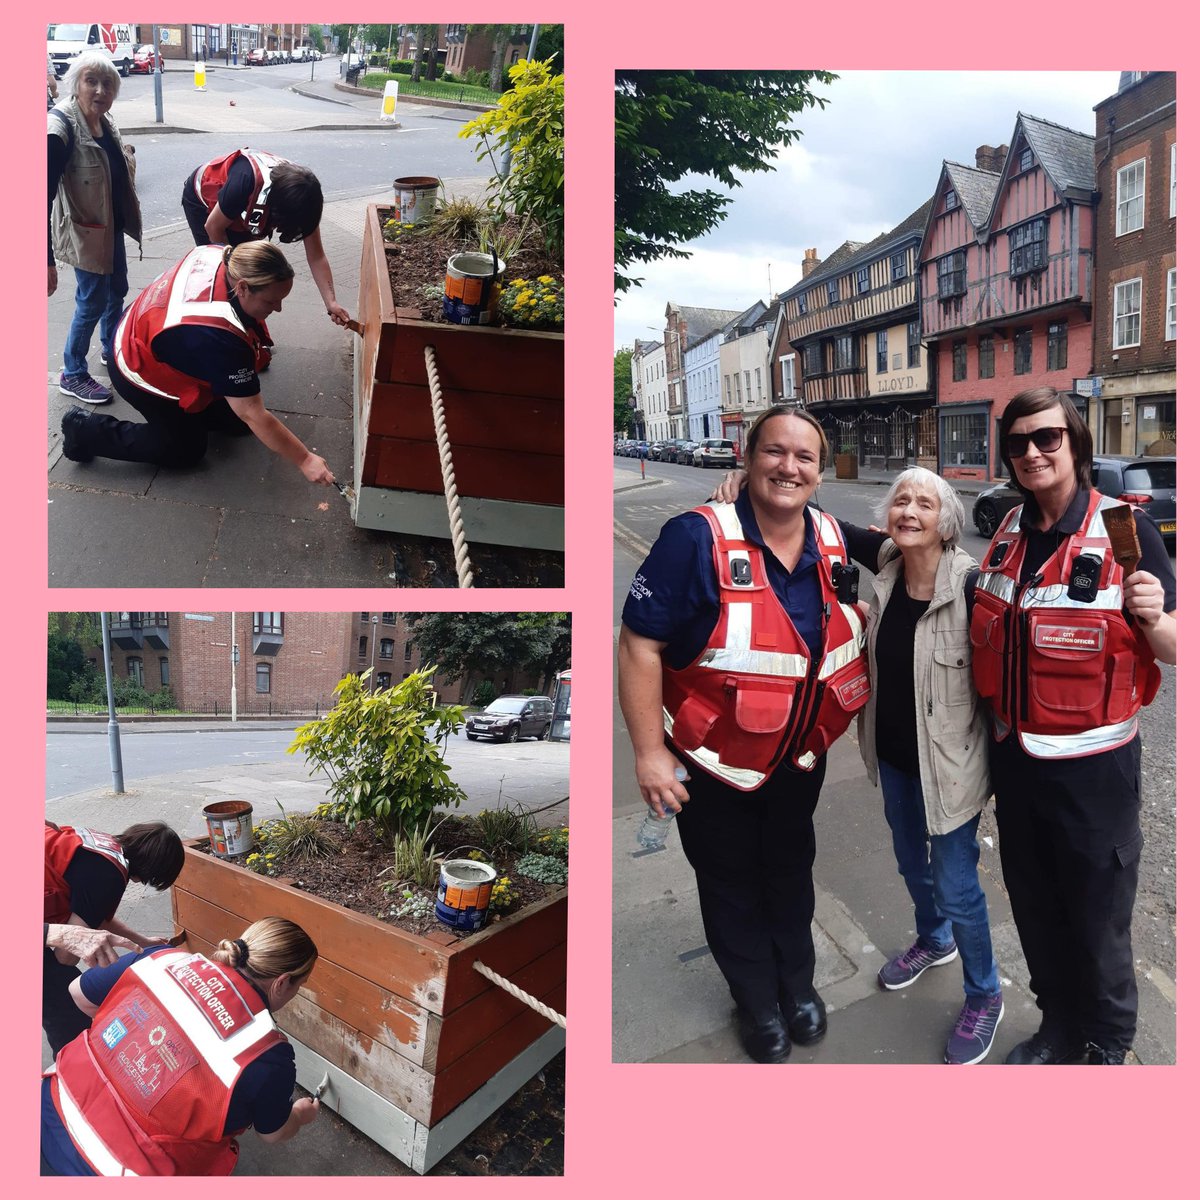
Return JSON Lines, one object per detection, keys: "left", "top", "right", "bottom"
{"left": 465, "top": 695, "right": 553, "bottom": 742}
{"left": 972, "top": 454, "right": 1176, "bottom": 543}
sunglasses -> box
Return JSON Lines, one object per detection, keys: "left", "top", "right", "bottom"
{"left": 1005, "top": 427, "right": 1067, "bottom": 458}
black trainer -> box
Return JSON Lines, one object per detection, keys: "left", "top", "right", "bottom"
{"left": 60, "top": 406, "right": 94, "bottom": 463}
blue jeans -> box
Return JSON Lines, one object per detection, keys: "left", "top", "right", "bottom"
{"left": 879, "top": 760, "right": 999, "bottom": 999}
{"left": 62, "top": 235, "right": 128, "bottom": 377}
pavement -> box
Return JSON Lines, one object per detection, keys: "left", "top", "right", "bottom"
{"left": 42, "top": 717, "right": 568, "bottom": 1175}
{"left": 47, "top": 64, "right": 562, "bottom": 588}
{"left": 611, "top": 466, "right": 1177, "bottom": 1067}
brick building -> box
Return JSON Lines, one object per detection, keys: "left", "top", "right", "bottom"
{"left": 1090, "top": 72, "right": 1176, "bottom": 456}
{"left": 94, "top": 613, "right": 544, "bottom": 714}
{"left": 918, "top": 119, "right": 1098, "bottom": 480}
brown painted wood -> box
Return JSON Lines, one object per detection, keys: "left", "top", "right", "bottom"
{"left": 428, "top": 984, "right": 566, "bottom": 1125}
{"left": 364, "top": 380, "right": 563, "bottom": 455}
{"left": 356, "top": 204, "right": 564, "bottom": 512}
{"left": 362, "top": 439, "right": 564, "bottom": 504}
{"left": 171, "top": 843, "right": 567, "bottom": 1130}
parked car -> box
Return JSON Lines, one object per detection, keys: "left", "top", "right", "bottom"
{"left": 677, "top": 440, "right": 700, "bottom": 464}
{"left": 270, "top": 50, "right": 288, "bottom": 65}
{"left": 972, "top": 454, "right": 1176, "bottom": 544}
{"left": 465, "top": 695, "right": 554, "bottom": 742}
{"left": 693, "top": 438, "right": 737, "bottom": 468}
{"left": 246, "top": 47, "right": 269, "bottom": 65}
{"left": 130, "top": 44, "right": 160, "bottom": 73}
{"left": 648, "top": 441, "right": 665, "bottom": 461}
{"left": 634, "top": 440, "right": 649, "bottom": 458}
{"left": 660, "top": 439, "right": 687, "bottom": 463}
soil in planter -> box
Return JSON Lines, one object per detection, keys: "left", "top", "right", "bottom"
{"left": 202, "top": 815, "right": 560, "bottom": 938}
{"left": 380, "top": 210, "right": 562, "bottom": 324}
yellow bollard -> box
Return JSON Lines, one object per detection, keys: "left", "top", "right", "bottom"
{"left": 379, "top": 79, "right": 398, "bottom": 122}
{"left": 193, "top": 60, "right": 207, "bottom": 91}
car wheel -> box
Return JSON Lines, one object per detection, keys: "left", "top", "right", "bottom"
{"left": 466, "top": 732, "right": 478, "bottom": 741}
{"left": 504, "top": 726, "right": 519, "bottom": 743}
{"left": 539, "top": 723, "right": 551, "bottom": 740}
{"left": 119, "top": 58, "right": 130, "bottom": 77}
{"left": 975, "top": 502, "right": 999, "bottom": 538}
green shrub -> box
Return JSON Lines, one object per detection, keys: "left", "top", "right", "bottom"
{"left": 472, "top": 805, "right": 535, "bottom": 857}
{"left": 288, "top": 667, "right": 466, "bottom": 838}
{"left": 472, "top": 679, "right": 498, "bottom": 707}
{"left": 514, "top": 852, "right": 567, "bottom": 885}
{"left": 532, "top": 824, "right": 568, "bottom": 861}
{"left": 382, "top": 817, "right": 444, "bottom": 893}
{"left": 266, "top": 801, "right": 336, "bottom": 862}
{"left": 460, "top": 58, "right": 564, "bottom": 259}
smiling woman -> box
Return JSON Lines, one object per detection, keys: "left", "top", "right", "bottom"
{"left": 617, "top": 403, "right": 871, "bottom": 1062}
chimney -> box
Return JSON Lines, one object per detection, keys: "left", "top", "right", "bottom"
{"left": 801, "top": 248, "right": 822, "bottom": 278}
{"left": 975, "top": 143, "right": 1009, "bottom": 173}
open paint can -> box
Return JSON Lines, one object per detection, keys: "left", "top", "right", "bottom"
{"left": 203, "top": 801, "right": 254, "bottom": 858}
{"left": 435, "top": 859, "right": 497, "bottom": 932}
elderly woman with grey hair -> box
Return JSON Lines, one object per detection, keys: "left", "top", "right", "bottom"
{"left": 852, "top": 467, "right": 1000, "bottom": 1064}
{"left": 48, "top": 52, "right": 142, "bottom": 405}
{"left": 713, "top": 464, "right": 1001, "bottom": 1063}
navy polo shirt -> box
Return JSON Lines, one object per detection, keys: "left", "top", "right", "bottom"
{"left": 42, "top": 948, "right": 296, "bottom": 1174}
{"left": 622, "top": 490, "right": 827, "bottom": 669}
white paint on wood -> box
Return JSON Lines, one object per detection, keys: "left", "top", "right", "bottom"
{"left": 292, "top": 1026, "right": 564, "bottom": 1174}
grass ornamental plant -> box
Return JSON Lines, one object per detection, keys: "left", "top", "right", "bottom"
{"left": 288, "top": 667, "right": 466, "bottom": 839}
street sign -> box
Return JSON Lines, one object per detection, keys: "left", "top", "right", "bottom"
{"left": 1074, "top": 376, "right": 1103, "bottom": 398}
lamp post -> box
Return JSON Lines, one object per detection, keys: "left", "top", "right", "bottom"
{"left": 369, "top": 615, "right": 380, "bottom": 688}
{"left": 230, "top": 612, "right": 238, "bottom": 723}
{"left": 99, "top": 612, "right": 125, "bottom": 793}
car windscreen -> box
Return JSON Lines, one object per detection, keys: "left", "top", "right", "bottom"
{"left": 48, "top": 25, "right": 90, "bottom": 40}
{"left": 1124, "top": 462, "right": 1175, "bottom": 490}
{"left": 485, "top": 698, "right": 526, "bottom": 714}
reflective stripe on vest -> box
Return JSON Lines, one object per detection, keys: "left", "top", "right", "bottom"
{"left": 130, "top": 953, "right": 278, "bottom": 1088}
{"left": 1019, "top": 713, "right": 1140, "bottom": 759}
{"left": 662, "top": 708, "right": 768, "bottom": 790}
{"left": 52, "top": 1068, "right": 140, "bottom": 1177}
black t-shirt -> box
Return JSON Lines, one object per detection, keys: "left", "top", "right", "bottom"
{"left": 62, "top": 849, "right": 127, "bottom": 927}
{"left": 151, "top": 323, "right": 263, "bottom": 400}
{"left": 874, "top": 575, "right": 931, "bottom": 775}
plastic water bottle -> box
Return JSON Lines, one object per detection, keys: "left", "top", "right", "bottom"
{"left": 636, "top": 768, "right": 687, "bottom": 850}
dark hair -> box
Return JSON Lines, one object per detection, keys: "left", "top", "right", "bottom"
{"left": 745, "top": 403, "right": 830, "bottom": 471}
{"left": 213, "top": 918, "right": 318, "bottom": 982}
{"left": 269, "top": 162, "right": 323, "bottom": 242}
{"left": 116, "top": 822, "right": 184, "bottom": 890}
{"left": 998, "top": 386, "right": 1092, "bottom": 496}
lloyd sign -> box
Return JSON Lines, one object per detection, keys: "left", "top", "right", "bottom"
{"left": 875, "top": 374, "right": 918, "bottom": 394}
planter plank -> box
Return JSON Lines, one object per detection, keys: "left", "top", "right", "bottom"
{"left": 171, "top": 841, "right": 566, "bottom": 1161}
{"left": 353, "top": 204, "right": 564, "bottom": 547}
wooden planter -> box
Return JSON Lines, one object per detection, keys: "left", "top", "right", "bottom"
{"left": 834, "top": 452, "right": 858, "bottom": 480}
{"left": 171, "top": 840, "right": 566, "bottom": 1173}
{"left": 353, "top": 204, "right": 564, "bottom": 551}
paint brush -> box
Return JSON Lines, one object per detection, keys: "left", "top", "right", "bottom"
{"left": 1101, "top": 504, "right": 1146, "bottom": 624}
{"left": 1101, "top": 504, "right": 1142, "bottom": 579}
{"left": 346, "top": 318, "right": 363, "bottom": 337}
{"left": 331, "top": 479, "right": 355, "bottom": 503}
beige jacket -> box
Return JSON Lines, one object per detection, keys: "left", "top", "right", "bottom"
{"left": 49, "top": 99, "right": 142, "bottom": 274}
{"left": 857, "top": 540, "right": 991, "bottom": 834}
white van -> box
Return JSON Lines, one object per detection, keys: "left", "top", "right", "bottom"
{"left": 47, "top": 23, "right": 136, "bottom": 77}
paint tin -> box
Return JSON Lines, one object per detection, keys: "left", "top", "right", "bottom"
{"left": 392, "top": 175, "right": 439, "bottom": 225}
{"left": 435, "top": 859, "right": 497, "bottom": 932}
{"left": 442, "top": 250, "right": 506, "bottom": 325}
{"left": 203, "top": 800, "right": 254, "bottom": 858}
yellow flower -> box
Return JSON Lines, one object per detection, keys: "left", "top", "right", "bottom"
{"left": 537, "top": 275, "right": 554, "bottom": 284}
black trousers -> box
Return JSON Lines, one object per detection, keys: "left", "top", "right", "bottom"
{"left": 43, "top": 948, "right": 89, "bottom": 1058}
{"left": 674, "top": 754, "right": 826, "bottom": 1019}
{"left": 71, "top": 366, "right": 250, "bottom": 469}
{"left": 991, "top": 734, "right": 1143, "bottom": 1051}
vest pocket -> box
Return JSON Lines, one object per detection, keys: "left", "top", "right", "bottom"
{"left": 1026, "top": 615, "right": 1106, "bottom": 720}
{"left": 733, "top": 677, "right": 794, "bottom": 735}
{"left": 1105, "top": 650, "right": 1137, "bottom": 724}
{"left": 671, "top": 693, "right": 721, "bottom": 752}
{"left": 968, "top": 613, "right": 1004, "bottom": 706}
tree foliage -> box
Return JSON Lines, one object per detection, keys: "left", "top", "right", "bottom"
{"left": 614, "top": 70, "right": 836, "bottom": 293}
{"left": 402, "top": 612, "right": 570, "bottom": 696}
{"left": 287, "top": 668, "right": 465, "bottom": 838}
{"left": 614, "top": 347, "right": 634, "bottom": 434}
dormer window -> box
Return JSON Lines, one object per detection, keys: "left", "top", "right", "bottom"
{"left": 827, "top": 280, "right": 839, "bottom": 306}
{"left": 944, "top": 189, "right": 959, "bottom": 212}
{"left": 1019, "top": 147, "right": 1033, "bottom": 172}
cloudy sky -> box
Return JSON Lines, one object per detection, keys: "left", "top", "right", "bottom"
{"left": 614, "top": 70, "right": 1120, "bottom": 350}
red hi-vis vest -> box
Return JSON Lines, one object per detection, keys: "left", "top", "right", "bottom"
{"left": 662, "top": 503, "right": 870, "bottom": 790}
{"left": 194, "top": 148, "right": 288, "bottom": 238}
{"left": 114, "top": 245, "right": 272, "bottom": 413}
{"left": 47, "top": 949, "right": 286, "bottom": 1176}
{"left": 45, "top": 823, "right": 129, "bottom": 924}
{"left": 970, "top": 490, "right": 1161, "bottom": 759}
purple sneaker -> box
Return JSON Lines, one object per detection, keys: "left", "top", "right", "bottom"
{"left": 878, "top": 938, "right": 958, "bottom": 990}
{"left": 59, "top": 372, "right": 112, "bottom": 404}
{"left": 945, "top": 993, "right": 1004, "bottom": 1065}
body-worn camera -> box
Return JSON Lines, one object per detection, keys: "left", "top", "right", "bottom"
{"left": 1067, "top": 552, "right": 1102, "bottom": 603}
{"left": 831, "top": 562, "right": 860, "bottom": 604}
{"left": 988, "top": 541, "right": 1012, "bottom": 568}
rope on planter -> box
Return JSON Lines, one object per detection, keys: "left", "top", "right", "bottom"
{"left": 424, "top": 344, "right": 475, "bottom": 589}
{"left": 473, "top": 960, "right": 566, "bottom": 1029}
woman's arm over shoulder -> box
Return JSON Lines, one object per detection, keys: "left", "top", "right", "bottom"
{"left": 837, "top": 519, "right": 890, "bottom": 572}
